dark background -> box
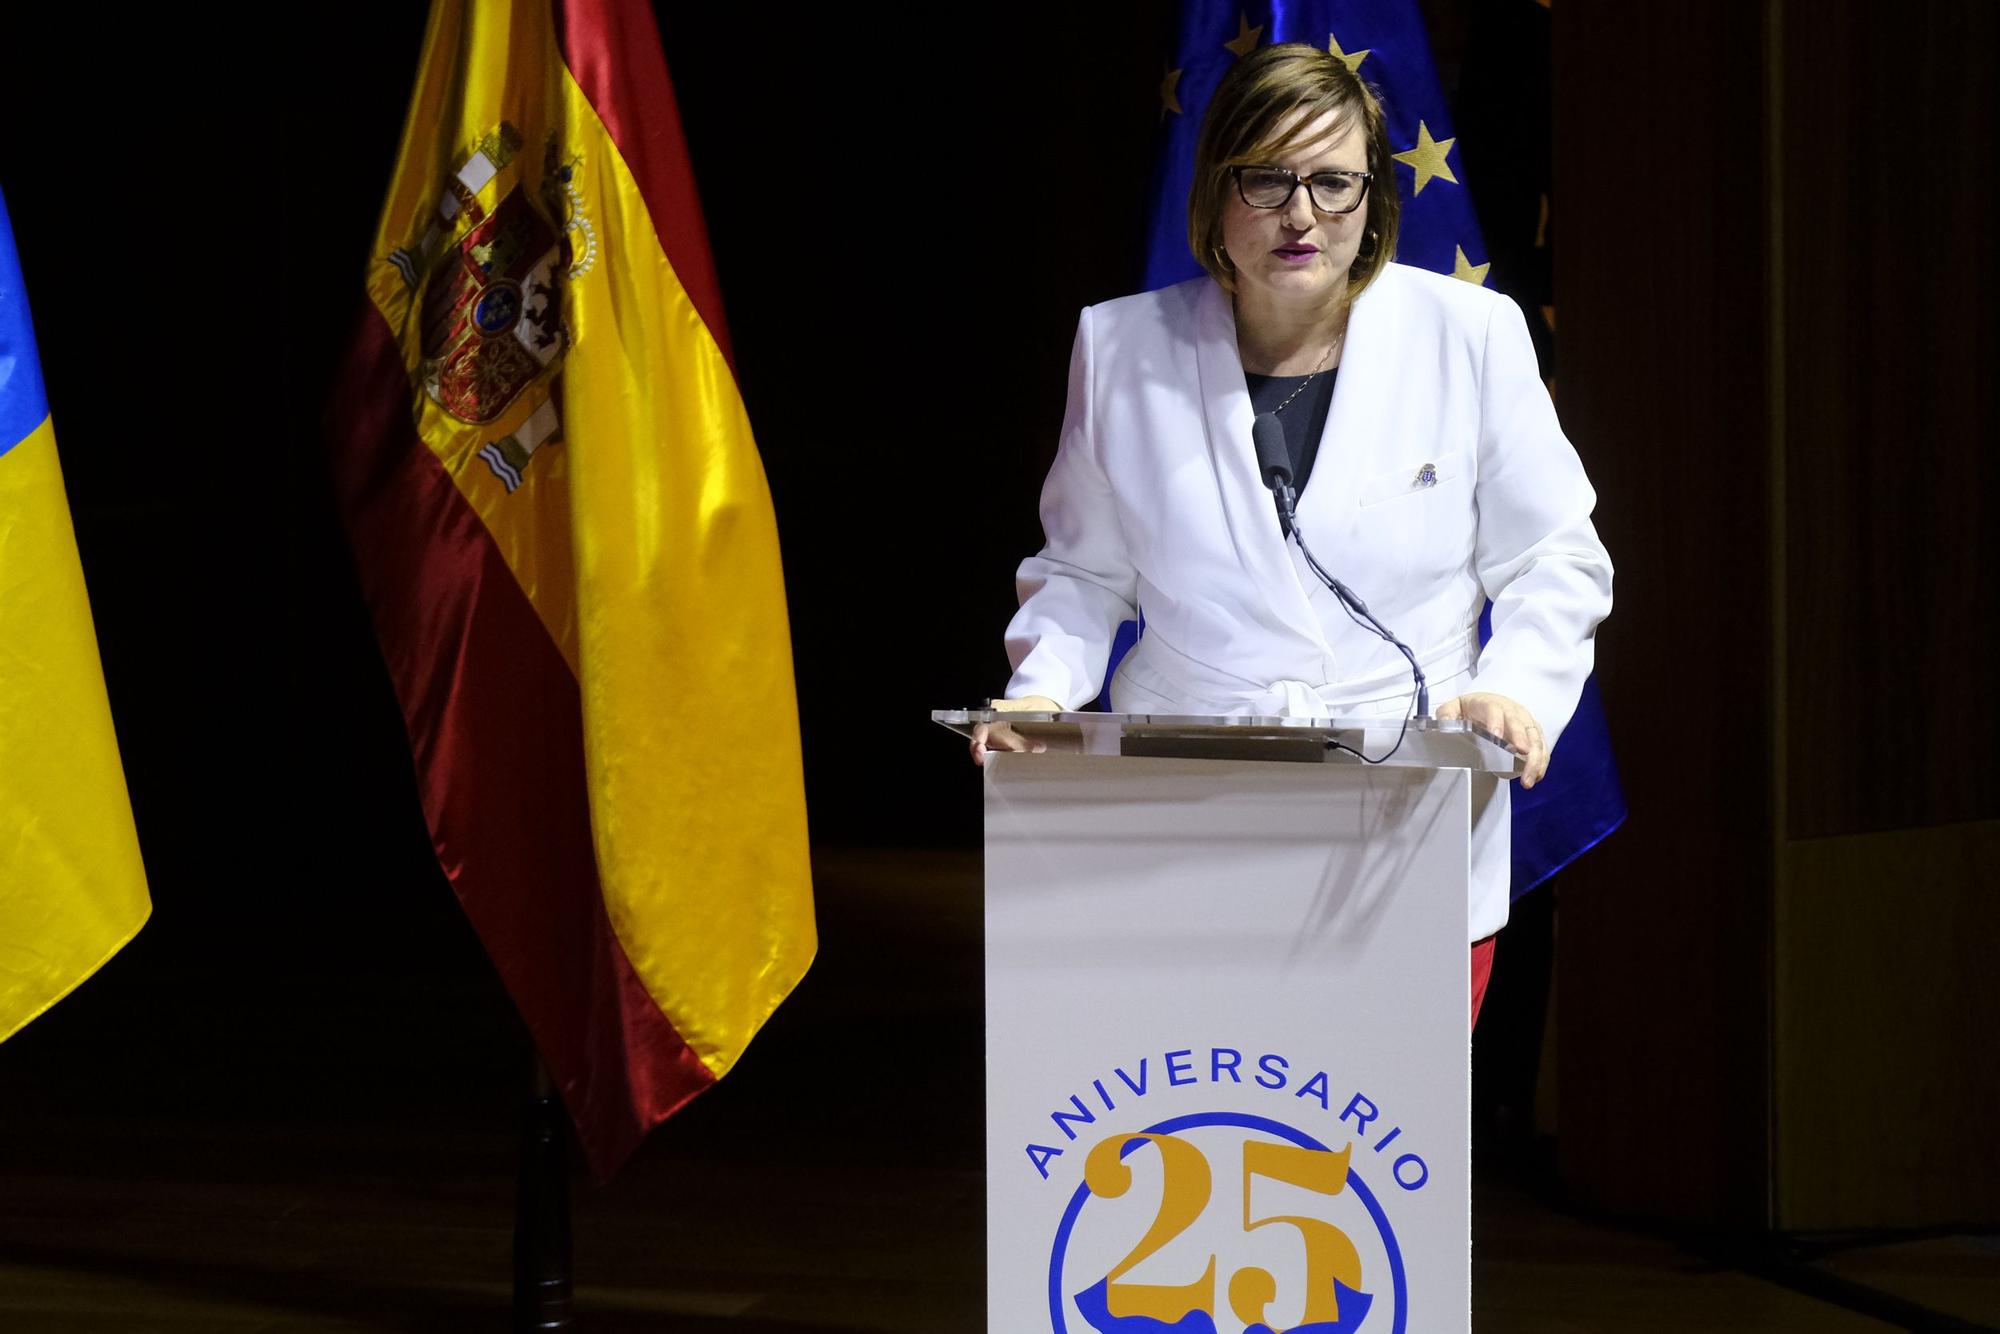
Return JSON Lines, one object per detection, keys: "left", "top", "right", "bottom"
{"left": 1, "top": 3, "right": 1180, "bottom": 867}
{"left": 2, "top": 1, "right": 1994, "bottom": 1327}
{"left": 0, "top": 5, "right": 1175, "bottom": 991}
{"left": 0, "top": 0, "right": 1177, "bottom": 1280}
{"left": 0, "top": 0, "right": 1575, "bottom": 947}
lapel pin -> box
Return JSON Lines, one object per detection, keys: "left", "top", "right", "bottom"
{"left": 1414, "top": 462, "right": 1439, "bottom": 488}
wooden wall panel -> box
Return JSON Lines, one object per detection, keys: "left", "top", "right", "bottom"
{"left": 1549, "top": 5, "right": 1775, "bottom": 1227}
{"left": 1771, "top": 0, "right": 1998, "bottom": 1226}
{"left": 1775, "top": 822, "right": 2000, "bottom": 1227}
{"left": 1553, "top": 0, "right": 1998, "bottom": 1233}
{"left": 1779, "top": 2, "right": 1999, "bottom": 840}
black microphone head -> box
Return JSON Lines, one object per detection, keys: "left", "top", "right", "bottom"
{"left": 1251, "top": 412, "right": 1292, "bottom": 491}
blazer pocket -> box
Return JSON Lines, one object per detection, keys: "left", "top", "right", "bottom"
{"left": 1355, "top": 451, "right": 1465, "bottom": 508}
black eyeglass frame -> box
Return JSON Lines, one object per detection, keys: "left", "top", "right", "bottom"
{"left": 1230, "top": 165, "right": 1373, "bottom": 215}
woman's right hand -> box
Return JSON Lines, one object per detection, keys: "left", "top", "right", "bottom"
{"left": 969, "top": 696, "right": 1062, "bottom": 767}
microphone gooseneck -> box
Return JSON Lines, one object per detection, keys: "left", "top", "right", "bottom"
{"left": 1251, "top": 411, "right": 1431, "bottom": 763}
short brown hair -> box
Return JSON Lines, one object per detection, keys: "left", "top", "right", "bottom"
{"left": 1188, "top": 42, "right": 1401, "bottom": 302}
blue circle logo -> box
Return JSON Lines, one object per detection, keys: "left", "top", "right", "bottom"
{"left": 1047, "top": 1111, "right": 1406, "bottom": 1334}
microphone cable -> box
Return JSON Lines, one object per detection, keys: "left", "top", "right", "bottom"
{"left": 1251, "top": 411, "right": 1427, "bottom": 764}
{"left": 1290, "top": 524, "right": 1422, "bottom": 765}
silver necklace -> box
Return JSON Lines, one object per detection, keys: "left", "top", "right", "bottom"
{"left": 1266, "top": 328, "right": 1343, "bottom": 415}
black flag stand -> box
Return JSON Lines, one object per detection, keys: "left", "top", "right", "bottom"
{"left": 513, "top": 1055, "right": 574, "bottom": 1332}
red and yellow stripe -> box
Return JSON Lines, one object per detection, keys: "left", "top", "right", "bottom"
{"left": 328, "top": 0, "right": 813, "bottom": 1178}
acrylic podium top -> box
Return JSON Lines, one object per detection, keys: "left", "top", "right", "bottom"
{"left": 931, "top": 709, "right": 1523, "bottom": 774}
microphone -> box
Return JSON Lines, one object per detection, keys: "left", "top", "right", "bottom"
{"left": 1251, "top": 412, "right": 1296, "bottom": 536}
{"left": 1250, "top": 412, "right": 1430, "bottom": 721}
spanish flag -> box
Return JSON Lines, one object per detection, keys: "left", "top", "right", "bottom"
{"left": 327, "top": 0, "right": 814, "bottom": 1178}
{"left": 0, "top": 188, "right": 151, "bottom": 1042}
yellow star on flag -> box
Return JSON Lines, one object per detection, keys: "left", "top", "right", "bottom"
{"left": 1224, "top": 14, "right": 1263, "bottom": 57}
{"left": 1450, "top": 246, "right": 1491, "bottom": 286}
{"left": 1393, "top": 120, "right": 1458, "bottom": 194}
{"left": 1327, "top": 32, "right": 1370, "bottom": 72}
{"left": 1160, "top": 64, "right": 1184, "bottom": 117}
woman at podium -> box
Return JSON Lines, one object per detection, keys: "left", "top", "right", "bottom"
{"left": 972, "top": 44, "right": 1611, "bottom": 994}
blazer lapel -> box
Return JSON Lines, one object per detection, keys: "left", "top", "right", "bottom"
{"left": 1191, "top": 279, "right": 1328, "bottom": 653}
{"left": 1296, "top": 267, "right": 1401, "bottom": 532}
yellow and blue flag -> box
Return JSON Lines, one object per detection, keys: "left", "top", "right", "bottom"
{"left": 0, "top": 187, "right": 150, "bottom": 1042}
{"left": 1138, "top": 1, "right": 1625, "bottom": 897}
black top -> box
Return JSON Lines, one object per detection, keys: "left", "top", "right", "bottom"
{"left": 1245, "top": 368, "right": 1337, "bottom": 495}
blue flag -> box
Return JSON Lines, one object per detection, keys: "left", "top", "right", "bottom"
{"left": 1120, "top": 0, "right": 1625, "bottom": 898}
{"left": 1144, "top": 0, "right": 1482, "bottom": 287}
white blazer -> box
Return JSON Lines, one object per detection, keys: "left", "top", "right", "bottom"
{"left": 1004, "top": 264, "right": 1613, "bottom": 941}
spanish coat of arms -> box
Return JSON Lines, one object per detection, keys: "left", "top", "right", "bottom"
{"left": 389, "top": 123, "right": 587, "bottom": 492}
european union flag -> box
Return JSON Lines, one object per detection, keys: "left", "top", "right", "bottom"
{"left": 1128, "top": 0, "right": 1625, "bottom": 899}
{"left": 1144, "top": 0, "right": 1485, "bottom": 288}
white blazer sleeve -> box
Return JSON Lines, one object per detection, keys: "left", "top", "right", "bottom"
{"left": 1003, "top": 306, "right": 1139, "bottom": 709}
{"left": 1467, "top": 295, "right": 1614, "bottom": 746}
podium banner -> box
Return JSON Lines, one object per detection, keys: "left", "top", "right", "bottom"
{"left": 985, "top": 754, "right": 1473, "bottom": 1334}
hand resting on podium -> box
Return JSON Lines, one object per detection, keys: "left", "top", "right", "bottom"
{"left": 968, "top": 696, "right": 1060, "bottom": 767}
{"left": 1436, "top": 691, "right": 1547, "bottom": 788}
{"left": 966, "top": 691, "right": 1545, "bottom": 784}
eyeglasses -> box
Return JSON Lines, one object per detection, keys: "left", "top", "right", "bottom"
{"left": 1231, "top": 166, "right": 1372, "bottom": 215}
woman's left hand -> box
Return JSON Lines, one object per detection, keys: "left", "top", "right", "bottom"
{"left": 1436, "top": 692, "right": 1549, "bottom": 788}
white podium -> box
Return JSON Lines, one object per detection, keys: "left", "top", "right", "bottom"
{"left": 935, "top": 711, "right": 1520, "bottom": 1334}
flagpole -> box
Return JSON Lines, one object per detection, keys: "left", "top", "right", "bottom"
{"left": 513, "top": 1054, "right": 574, "bottom": 1332}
